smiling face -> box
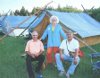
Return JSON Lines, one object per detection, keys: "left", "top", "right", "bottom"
{"left": 32, "top": 31, "right": 38, "bottom": 41}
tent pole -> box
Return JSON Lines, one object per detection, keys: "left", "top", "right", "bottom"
{"left": 0, "top": 1, "right": 53, "bottom": 42}
{"left": 1, "top": 10, "right": 11, "bottom": 21}
{"left": 18, "top": 1, "right": 53, "bottom": 37}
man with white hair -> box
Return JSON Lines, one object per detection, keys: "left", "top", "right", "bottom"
{"left": 25, "top": 31, "right": 45, "bottom": 78}
{"left": 40, "top": 15, "right": 66, "bottom": 65}
{"left": 55, "top": 31, "right": 80, "bottom": 78}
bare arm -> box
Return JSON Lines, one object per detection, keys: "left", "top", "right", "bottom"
{"left": 74, "top": 48, "right": 79, "bottom": 64}
{"left": 74, "top": 49, "right": 79, "bottom": 58}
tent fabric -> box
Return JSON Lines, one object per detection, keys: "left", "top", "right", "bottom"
{"left": 0, "top": 12, "right": 45, "bottom": 36}
{"left": 48, "top": 11, "right": 100, "bottom": 38}
{"left": 0, "top": 21, "right": 3, "bottom": 27}
{"left": 0, "top": 11, "right": 100, "bottom": 38}
{"left": 0, "top": 12, "right": 45, "bottom": 28}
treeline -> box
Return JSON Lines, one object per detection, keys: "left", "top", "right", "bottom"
{"left": 0, "top": 5, "right": 100, "bottom": 22}
{"left": 9, "top": 5, "right": 82, "bottom": 16}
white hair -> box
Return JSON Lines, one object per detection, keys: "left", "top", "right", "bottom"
{"left": 50, "top": 15, "right": 59, "bottom": 23}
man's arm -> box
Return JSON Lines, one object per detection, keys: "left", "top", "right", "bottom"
{"left": 74, "top": 40, "right": 80, "bottom": 64}
{"left": 74, "top": 48, "right": 79, "bottom": 59}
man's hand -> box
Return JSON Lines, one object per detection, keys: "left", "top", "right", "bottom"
{"left": 30, "top": 51, "right": 43, "bottom": 58}
{"left": 34, "top": 51, "right": 43, "bottom": 57}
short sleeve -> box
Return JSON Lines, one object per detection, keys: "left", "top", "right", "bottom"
{"left": 25, "top": 41, "right": 30, "bottom": 52}
{"left": 40, "top": 41, "right": 44, "bottom": 52}
{"left": 59, "top": 40, "right": 66, "bottom": 49}
{"left": 74, "top": 40, "right": 79, "bottom": 49}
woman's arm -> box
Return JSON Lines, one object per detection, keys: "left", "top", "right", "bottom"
{"left": 60, "top": 26, "right": 67, "bottom": 39}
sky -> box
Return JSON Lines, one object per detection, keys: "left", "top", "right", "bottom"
{"left": 0, "top": 0, "right": 100, "bottom": 14}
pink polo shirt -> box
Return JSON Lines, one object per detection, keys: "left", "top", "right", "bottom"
{"left": 25, "top": 39, "right": 44, "bottom": 54}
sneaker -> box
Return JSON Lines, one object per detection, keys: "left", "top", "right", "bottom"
{"left": 36, "top": 72, "right": 43, "bottom": 78}
{"left": 59, "top": 71, "right": 65, "bottom": 76}
{"left": 66, "top": 73, "right": 70, "bottom": 78}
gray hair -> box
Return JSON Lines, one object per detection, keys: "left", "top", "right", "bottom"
{"left": 67, "top": 30, "right": 77, "bottom": 35}
{"left": 50, "top": 15, "right": 59, "bottom": 23}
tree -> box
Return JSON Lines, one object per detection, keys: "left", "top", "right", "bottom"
{"left": 46, "top": 7, "right": 54, "bottom": 10}
{"left": 14, "top": 6, "right": 30, "bottom": 16}
{"left": 56, "top": 4, "right": 62, "bottom": 11}
{"left": 31, "top": 7, "right": 40, "bottom": 15}
{"left": 25, "top": 10, "right": 30, "bottom": 16}
{"left": 10, "top": 11, "right": 14, "bottom": 16}
{"left": 56, "top": 5, "right": 82, "bottom": 12}
{"left": 14, "top": 10, "right": 20, "bottom": 16}
{"left": 20, "top": 6, "right": 26, "bottom": 16}
{"left": 86, "top": 7, "right": 100, "bottom": 22}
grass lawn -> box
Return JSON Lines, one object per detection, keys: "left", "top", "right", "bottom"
{"left": 0, "top": 36, "right": 100, "bottom": 78}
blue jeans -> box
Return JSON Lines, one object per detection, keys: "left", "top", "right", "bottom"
{"left": 55, "top": 53, "right": 80, "bottom": 75}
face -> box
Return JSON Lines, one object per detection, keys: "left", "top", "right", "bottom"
{"left": 67, "top": 32, "right": 73, "bottom": 41}
{"left": 52, "top": 18, "right": 57, "bottom": 26}
{"left": 32, "top": 32, "right": 38, "bottom": 41}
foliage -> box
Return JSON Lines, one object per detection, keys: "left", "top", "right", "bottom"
{"left": 55, "top": 5, "right": 82, "bottom": 12}
{"left": 13, "top": 5, "right": 82, "bottom": 16}
{"left": 14, "top": 6, "right": 30, "bottom": 16}
{"left": 86, "top": 7, "right": 100, "bottom": 22}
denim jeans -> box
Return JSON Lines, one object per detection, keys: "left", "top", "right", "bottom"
{"left": 55, "top": 53, "right": 80, "bottom": 75}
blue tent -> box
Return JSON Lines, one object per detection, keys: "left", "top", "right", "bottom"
{"left": 0, "top": 12, "right": 45, "bottom": 36}
{"left": 0, "top": 21, "right": 3, "bottom": 27}
{"left": 0, "top": 12, "right": 45, "bottom": 28}
{"left": 0, "top": 11, "right": 100, "bottom": 38}
{"left": 47, "top": 11, "right": 100, "bottom": 38}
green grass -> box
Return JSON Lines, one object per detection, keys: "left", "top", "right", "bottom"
{"left": 0, "top": 36, "right": 100, "bottom": 78}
